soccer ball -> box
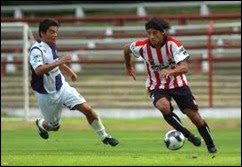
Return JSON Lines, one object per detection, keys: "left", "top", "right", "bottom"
{"left": 164, "top": 130, "right": 185, "bottom": 150}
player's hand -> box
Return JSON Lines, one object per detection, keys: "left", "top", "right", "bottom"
{"left": 126, "top": 68, "right": 136, "bottom": 80}
{"left": 71, "top": 73, "right": 77, "bottom": 82}
{"left": 59, "top": 54, "right": 72, "bottom": 65}
{"left": 160, "top": 69, "right": 171, "bottom": 79}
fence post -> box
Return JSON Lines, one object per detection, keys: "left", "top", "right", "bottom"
{"left": 200, "top": 3, "right": 209, "bottom": 16}
{"left": 114, "top": 19, "right": 124, "bottom": 26}
{"left": 1, "top": 62, "right": 6, "bottom": 76}
{"left": 137, "top": 6, "right": 146, "bottom": 16}
{"left": 75, "top": 6, "right": 84, "bottom": 17}
{"left": 14, "top": 8, "right": 23, "bottom": 18}
{"left": 207, "top": 20, "right": 214, "bottom": 107}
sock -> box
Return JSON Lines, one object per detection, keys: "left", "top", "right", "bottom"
{"left": 163, "top": 112, "right": 191, "bottom": 138}
{"left": 91, "top": 118, "right": 109, "bottom": 140}
{"left": 197, "top": 121, "right": 215, "bottom": 147}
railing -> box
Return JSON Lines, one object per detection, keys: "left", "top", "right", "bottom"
{"left": 1, "top": 1, "right": 241, "bottom": 18}
{"left": 1, "top": 13, "right": 241, "bottom": 25}
{"left": 1, "top": 22, "right": 241, "bottom": 57}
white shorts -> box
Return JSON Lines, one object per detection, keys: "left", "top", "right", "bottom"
{"left": 35, "top": 82, "right": 86, "bottom": 126}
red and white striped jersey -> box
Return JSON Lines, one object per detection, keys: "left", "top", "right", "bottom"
{"left": 130, "top": 35, "right": 189, "bottom": 92}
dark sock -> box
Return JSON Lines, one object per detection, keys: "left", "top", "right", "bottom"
{"left": 198, "top": 121, "right": 215, "bottom": 147}
{"left": 163, "top": 112, "right": 191, "bottom": 138}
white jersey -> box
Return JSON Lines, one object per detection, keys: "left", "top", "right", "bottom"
{"left": 29, "top": 39, "right": 66, "bottom": 94}
{"left": 29, "top": 39, "right": 86, "bottom": 125}
{"left": 130, "top": 36, "right": 189, "bottom": 92}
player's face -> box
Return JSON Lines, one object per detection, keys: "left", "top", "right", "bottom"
{"left": 41, "top": 26, "right": 58, "bottom": 45}
{"left": 147, "top": 28, "right": 164, "bottom": 47}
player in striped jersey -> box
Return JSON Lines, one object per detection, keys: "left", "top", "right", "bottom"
{"left": 124, "top": 17, "right": 217, "bottom": 153}
{"left": 29, "top": 18, "right": 118, "bottom": 146}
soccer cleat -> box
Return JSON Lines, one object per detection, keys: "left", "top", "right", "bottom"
{"left": 207, "top": 146, "right": 217, "bottom": 154}
{"left": 102, "top": 136, "right": 119, "bottom": 147}
{"left": 188, "top": 134, "right": 201, "bottom": 147}
{"left": 35, "top": 119, "right": 49, "bottom": 139}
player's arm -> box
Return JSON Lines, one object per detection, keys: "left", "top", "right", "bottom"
{"left": 160, "top": 60, "right": 188, "bottom": 79}
{"left": 59, "top": 63, "right": 77, "bottom": 82}
{"left": 123, "top": 44, "right": 136, "bottom": 80}
{"left": 35, "top": 55, "right": 71, "bottom": 76}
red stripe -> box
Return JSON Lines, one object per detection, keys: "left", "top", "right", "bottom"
{"left": 156, "top": 48, "right": 163, "bottom": 65}
{"left": 180, "top": 74, "right": 187, "bottom": 86}
{"left": 139, "top": 47, "right": 144, "bottom": 58}
{"left": 168, "top": 43, "right": 178, "bottom": 88}
{"left": 135, "top": 39, "right": 149, "bottom": 47}
{"left": 156, "top": 46, "right": 170, "bottom": 90}
{"left": 170, "top": 44, "right": 173, "bottom": 58}
{"left": 146, "top": 43, "right": 154, "bottom": 91}
{"left": 140, "top": 47, "right": 151, "bottom": 92}
{"left": 147, "top": 42, "right": 160, "bottom": 91}
{"left": 155, "top": 48, "right": 163, "bottom": 90}
{"left": 164, "top": 77, "right": 170, "bottom": 89}
{"left": 165, "top": 42, "right": 172, "bottom": 60}
{"left": 145, "top": 62, "right": 152, "bottom": 92}
{"left": 167, "top": 36, "right": 181, "bottom": 47}
{"left": 173, "top": 76, "right": 178, "bottom": 88}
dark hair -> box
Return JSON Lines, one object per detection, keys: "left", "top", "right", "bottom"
{"left": 39, "top": 18, "right": 60, "bottom": 37}
{"left": 145, "top": 17, "right": 170, "bottom": 32}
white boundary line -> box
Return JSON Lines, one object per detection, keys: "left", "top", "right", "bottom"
{"left": 1, "top": 107, "right": 241, "bottom": 120}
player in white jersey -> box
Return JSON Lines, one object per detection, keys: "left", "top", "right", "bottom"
{"left": 29, "top": 18, "right": 118, "bottom": 146}
{"left": 123, "top": 17, "right": 216, "bottom": 153}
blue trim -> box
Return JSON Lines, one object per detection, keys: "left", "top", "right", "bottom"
{"left": 29, "top": 47, "right": 48, "bottom": 94}
{"left": 50, "top": 44, "right": 58, "bottom": 60}
{"left": 55, "top": 74, "right": 63, "bottom": 91}
{"left": 30, "top": 65, "right": 48, "bottom": 94}
{"left": 36, "top": 38, "right": 41, "bottom": 43}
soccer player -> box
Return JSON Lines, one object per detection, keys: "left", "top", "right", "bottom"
{"left": 123, "top": 17, "right": 217, "bottom": 153}
{"left": 29, "top": 18, "right": 118, "bottom": 146}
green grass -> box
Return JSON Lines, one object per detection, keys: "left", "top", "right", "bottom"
{"left": 1, "top": 118, "right": 241, "bottom": 166}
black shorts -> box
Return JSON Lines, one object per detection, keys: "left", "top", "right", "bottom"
{"left": 149, "top": 86, "right": 198, "bottom": 113}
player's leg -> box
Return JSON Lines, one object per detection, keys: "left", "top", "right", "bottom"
{"left": 155, "top": 97, "right": 200, "bottom": 145}
{"left": 183, "top": 108, "right": 217, "bottom": 154}
{"left": 72, "top": 103, "right": 119, "bottom": 146}
{"left": 35, "top": 117, "right": 60, "bottom": 138}
{"left": 62, "top": 85, "right": 119, "bottom": 146}
{"left": 35, "top": 92, "right": 62, "bottom": 139}
{"left": 73, "top": 102, "right": 98, "bottom": 124}
{"left": 37, "top": 106, "right": 62, "bottom": 132}
{"left": 152, "top": 88, "right": 201, "bottom": 147}
{"left": 174, "top": 86, "right": 217, "bottom": 153}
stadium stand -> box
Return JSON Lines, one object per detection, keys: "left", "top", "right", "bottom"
{"left": 1, "top": 1, "right": 241, "bottom": 17}
{"left": 1, "top": 13, "right": 241, "bottom": 26}
{"left": 1, "top": 2, "right": 241, "bottom": 113}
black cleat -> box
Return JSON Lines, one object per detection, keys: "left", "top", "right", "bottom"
{"left": 208, "top": 146, "right": 217, "bottom": 154}
{"left": 188, "top": 134, "right": 201, "bottom": 147}
{"left": 102, "top": 136, "right": 119, "bottom": 147}
{"left": 35, "top": 119, "right": 49, "bottom": 139}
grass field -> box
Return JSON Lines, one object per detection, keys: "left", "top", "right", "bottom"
{"left": 1, "top": 118, "right": 241, "bottom": 166}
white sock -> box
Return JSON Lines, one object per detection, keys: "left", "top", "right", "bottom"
{"left": 38, "top": 118, "right": 47, "bottom": 131}
{"left": 91, "top": 118, "right": 109, "bottom": 140}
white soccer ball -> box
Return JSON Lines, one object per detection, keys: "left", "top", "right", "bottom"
{"left": 164, "top": 130, "right": 185, "bottom": 150}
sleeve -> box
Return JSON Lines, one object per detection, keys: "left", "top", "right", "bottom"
{"left": 130, "top": 41, "right": 142, "bottom": 58}
{"left": 171, "top": 43, "right": 189, "bottom": 64}
{"left": 29, "top": 48, "right": 44, "bottom": 70}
